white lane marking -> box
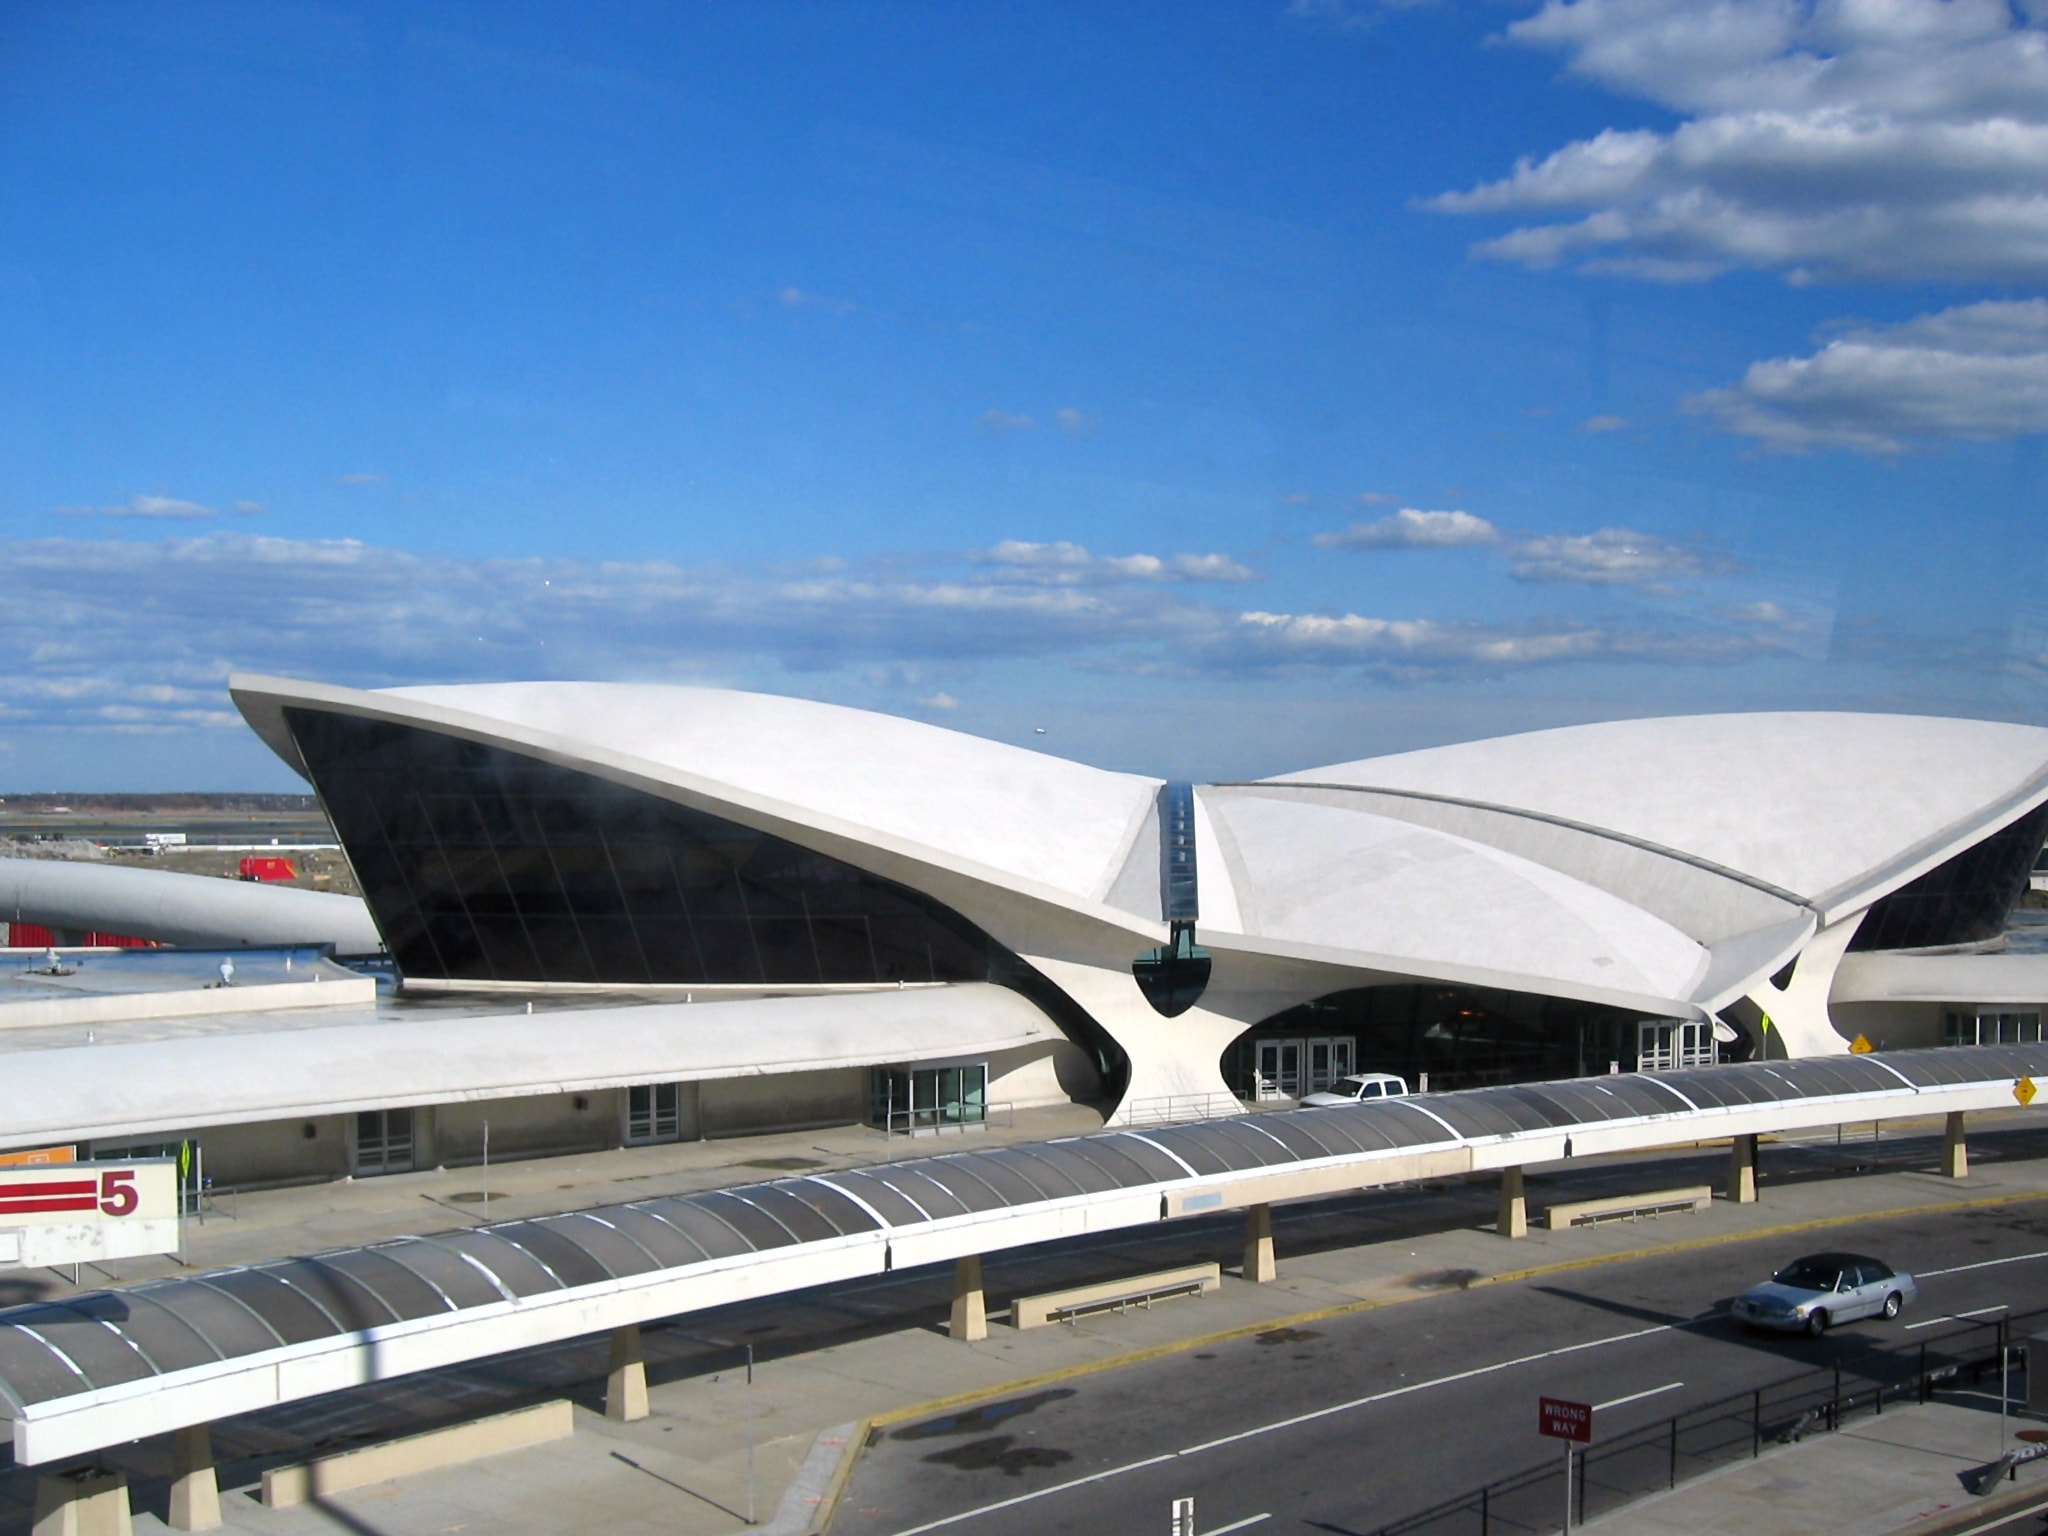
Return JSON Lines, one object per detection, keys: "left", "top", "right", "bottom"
{"left": 1205, "top": 1517, "right": 1271, "bottom": 1535}
{"left": 1175, "top": 1322, "right": 1673, "bottom": 1457}
{"left": 886, "top": 1455, "right": 1177, "bottom": 1536}
{"left": 1594, "top": 1381, "right": 1683, "bottom": 1412}
{"left": 885, "top": 1321, "right": 1679, "bottom": 1533}
{"left": 1919, "top": 1249, "right": 2048, "bottom": 1279}
{"left": 1904, "top": 1306, "right": 2009, "bottom": 1331}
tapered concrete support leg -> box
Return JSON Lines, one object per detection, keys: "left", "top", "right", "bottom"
{"left": 1497, "top": 1167, "right": 1527, "bottom": 1239}
{"left": 1244, "top": 1203, "right": 1277, "bottom": 1283}
{"left": 31, "top": 1468, "right": 130, "bottom": 1536}
{"left": 1728, "top": 1134, "right": 1758, "bottom": 1204}
{"left": 948, "top": 1255, "right": 988, "bottom": 1341}
{"left": 167, "top": 1426, "right": 220, "bottom": 1532}
{"left": 1944, "top": 1112, "right": 1968, "bottom": 1179}
{"left": 605, "top": 1325, "right": 649, "bottom": 1422}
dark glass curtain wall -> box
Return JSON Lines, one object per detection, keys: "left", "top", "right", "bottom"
{"left": 288, "top": 707, "right": 1006, "bottom": 988}
{"left": 1849, "top": 801, "right": 2048, "bottom": 953}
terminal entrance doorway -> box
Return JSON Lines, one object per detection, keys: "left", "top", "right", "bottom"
{"left": 354, "top": 1109, "right": 413, "bottom": 1175}
{"left": 1248, "top": 1036, "right": 1354, "bottom": 1102}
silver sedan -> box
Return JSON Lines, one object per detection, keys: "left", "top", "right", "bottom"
{"left": 1730, "top": 1252, "right": 1919, "bottom": 1336}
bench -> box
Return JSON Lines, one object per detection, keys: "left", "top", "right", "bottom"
{"left": 1544, "top": 1185, "right": 1713, "bottom": 1231}
{"left": 1012, "top": 1262, "right": 1221, "bottom": 1329}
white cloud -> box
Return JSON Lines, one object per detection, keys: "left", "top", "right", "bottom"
{"left": 53, "top": 495, "right": 218, "bottom": 520}
{"left": 978, "top": 409, "right": 1036, "bottom": 433}
{"left": 917, "top": 692, "right": 960, "bottom": 710}
{"left": 0, "top": 532, "right": 1811, "bottom": 737}
{"left": 1685, "top": 298, "right": 2048, "bottom": 451}
{"left": 1312, "top": 508, "right": 1502, "bottom": 549}
{"left": 971, "top": 539, "right": 1256, "bottom": 583}
{"left": 1581, "top": 414, "right": 1630, "bottom": 433}
{"left": 1429, "top": 0, "right": 2048, "bottom": 285}
{"left": 336, "top": 472, "right": 385, "bottom": 486}
{"left": 1053, "top": 407, "right": 1100, "bottom": 435}
{"left": 1226, "top": 606, "right": 1793, "bottom": 675}
{"left": 232, "top": 500, "right": 267, "bottom": 516}
{"left": 1509, "top": 527, "right": 1734, "bottom": 586}
{"left": 778, "top": 286, "right": 858, "bottom": 314}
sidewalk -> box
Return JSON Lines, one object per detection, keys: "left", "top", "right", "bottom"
{"left": 1581, "top": 1401, "right": 2048, "bottom": 1536}
{"left": 16, "top": 1118, "right": 2048, "bottom": 1535}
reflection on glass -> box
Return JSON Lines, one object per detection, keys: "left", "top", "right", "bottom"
{"left": 1850, "top": 803, "right": 2048, "bottom": 953}
{"left": 1133, "top": 921, "right": 1210, "bottom": 1017}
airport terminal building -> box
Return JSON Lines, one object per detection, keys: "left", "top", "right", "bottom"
{"left": 5, "top": 675, "right": 2048, "bottom": 1189}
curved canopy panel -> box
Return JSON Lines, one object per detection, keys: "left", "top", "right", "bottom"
{"left": 231, "top": 676, "right": 1159, "bottom": 912}
{"left": 1268, "top": 713, "right": 2048, "bottom": 921}
{"left": 1198, "top": 788, "right": 1709, "bottom": 1010}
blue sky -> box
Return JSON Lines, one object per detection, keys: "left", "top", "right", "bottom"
{"left": 3, "top": 0, "right": 2046, "bottom": 789}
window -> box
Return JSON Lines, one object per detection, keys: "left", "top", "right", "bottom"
{"left": 355, "top": 1109, "right": 413, "bottom": 1175}
{"left": 1852, "top": 804, "right": 2048, "bottom": 953}
{"left": 288, "top": 707, "right": 1011, "bottom": 987}
{"left": 1946, "top": 1010, "right": 2043, "bottom": 1046}
{"left": 869, "top": 1064, "right": 987, "bottom": 1134}
{"left": 627, "top": 1084, "right": 682, "bottom": 1145}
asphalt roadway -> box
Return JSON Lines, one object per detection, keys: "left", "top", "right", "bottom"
{"left": 836, "top": 1198, "right": 2048, "bottom": 1536}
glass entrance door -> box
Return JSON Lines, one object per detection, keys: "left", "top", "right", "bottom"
{"left": 627, "top": 1084, "right": 682, "bottom": 1144}
{"left": 355, "top": 1109, "right": 414, "bottom": 1175}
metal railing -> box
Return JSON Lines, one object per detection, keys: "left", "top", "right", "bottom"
{"left": 1119, "top": 1092, "right": 1244, "bottom": 1127}
{"left": 1361, "top": 1307, "right": 2047, "bottom": 1536}
{"left": 879, "top": 1101, "right": 1014, "bottom": 1140}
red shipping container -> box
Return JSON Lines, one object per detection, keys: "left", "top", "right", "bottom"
{"left": 237, "top": 856, "right": 297, "bottom": 882}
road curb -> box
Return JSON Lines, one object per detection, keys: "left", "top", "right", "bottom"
{"left": 823, "top": 1185, "right": 2048, "bottom": 1528}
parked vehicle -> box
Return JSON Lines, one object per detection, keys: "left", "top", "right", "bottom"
{"left": 1300, "top": 1072, "right": 1410, "bottom": 1107}
{"left": 1730, "top": 1251, "right": 1917, "bottom": 1336}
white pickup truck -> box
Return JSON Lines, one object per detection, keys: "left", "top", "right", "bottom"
{"left": 1299, "top": 1072, "right": 1411, "bottom": 1107}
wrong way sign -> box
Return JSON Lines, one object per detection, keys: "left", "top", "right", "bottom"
{"left": 1539, "top": 1397, "right": 1593, "bottom": 1443}
{"left": 0, "top": 1160, "right": 180, "bottom": 1268}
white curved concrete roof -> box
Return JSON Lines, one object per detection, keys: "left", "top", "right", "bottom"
{"left": 232, "top": 676, "right": 1159, "bottom": 914}
{"left": 1270, "top": 713, "right": 2048, "bottom": 922}
{"left": 1197, "top": 788, "right": 1709, "bottom": 1009}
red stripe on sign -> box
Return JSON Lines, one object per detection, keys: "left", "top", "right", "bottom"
{"left": 0, "top": 1187, "right": 96, "bottom": 1212}
{"left": 0, "top": 1196, "right": 98, "bottom": 1214}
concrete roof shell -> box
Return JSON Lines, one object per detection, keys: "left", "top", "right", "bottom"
{"left": 230, "top": 681, "right": 2048, "bottom": 1022}
{"left": 1269, "top": 712, "right": 2048, "bottom": 928}
{"left": 230, "top": 674, "right": 1165, "bottom": 937}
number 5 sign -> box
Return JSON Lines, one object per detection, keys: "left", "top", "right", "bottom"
{"left": 0, "top": 1160, "right": 181, "bottom": 1268}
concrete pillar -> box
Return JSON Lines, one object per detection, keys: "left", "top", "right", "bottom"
{"left": 167, "top": 1426, "right": 220, "bottom": 1532}
{"left": 1497, "top": 1167, "right": 1528, "bottom": 1239}
{"left": 31, "top": 1468, "right": 131, "bottom": 1536}
{"left": 1243, "top": 1203, "right": 1276, "bottom": 1284}
{"left": 1944, "top": 1111, "right": 1968, "bottom": 1179}
{"left": 605, "top": 1325, "right": 649, "bottom": 1422}
{"left": 948, "top": 1255, "right": 988, "bottom": 1341}
{"left": 1728, "top": 1134, "right": 1758, "bottom": 1204}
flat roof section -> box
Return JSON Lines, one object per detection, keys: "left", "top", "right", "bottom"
{"left": 0, "top": 981, "right": 1063, "bottom": 1149}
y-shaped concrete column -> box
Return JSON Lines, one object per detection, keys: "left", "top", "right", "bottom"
{"left": 948, "top": 1255, "right": 988, "bottom": 1341}
{"left": 605, "top": 1324, "right": 649, "bottom": 1422}
{"left": 31, "top": 1467, "right": 131, "bottom": 1536}
{"left": 1244, "top": 1203, "right": 1276, "bottom": 1283}
{"left": 1728, "top": 1134, "right": 1758, "bottom": 1203}
{"left": 167, "top": 1425, "right": 220, "bottom": 1531}
{"left": 1497, "top": 1167, "right": 1528, "bottom": 1238}
{"left": 1944, "top": 1112, "right": 1969, "bottom": 1179}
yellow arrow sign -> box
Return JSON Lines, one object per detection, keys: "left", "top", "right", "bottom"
{"left": 2017, "top": 1076, "right": 2037, "bottom": 1108}
{"left": 1850, "top": 1034, "right": 1874, "bottom": 1054}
